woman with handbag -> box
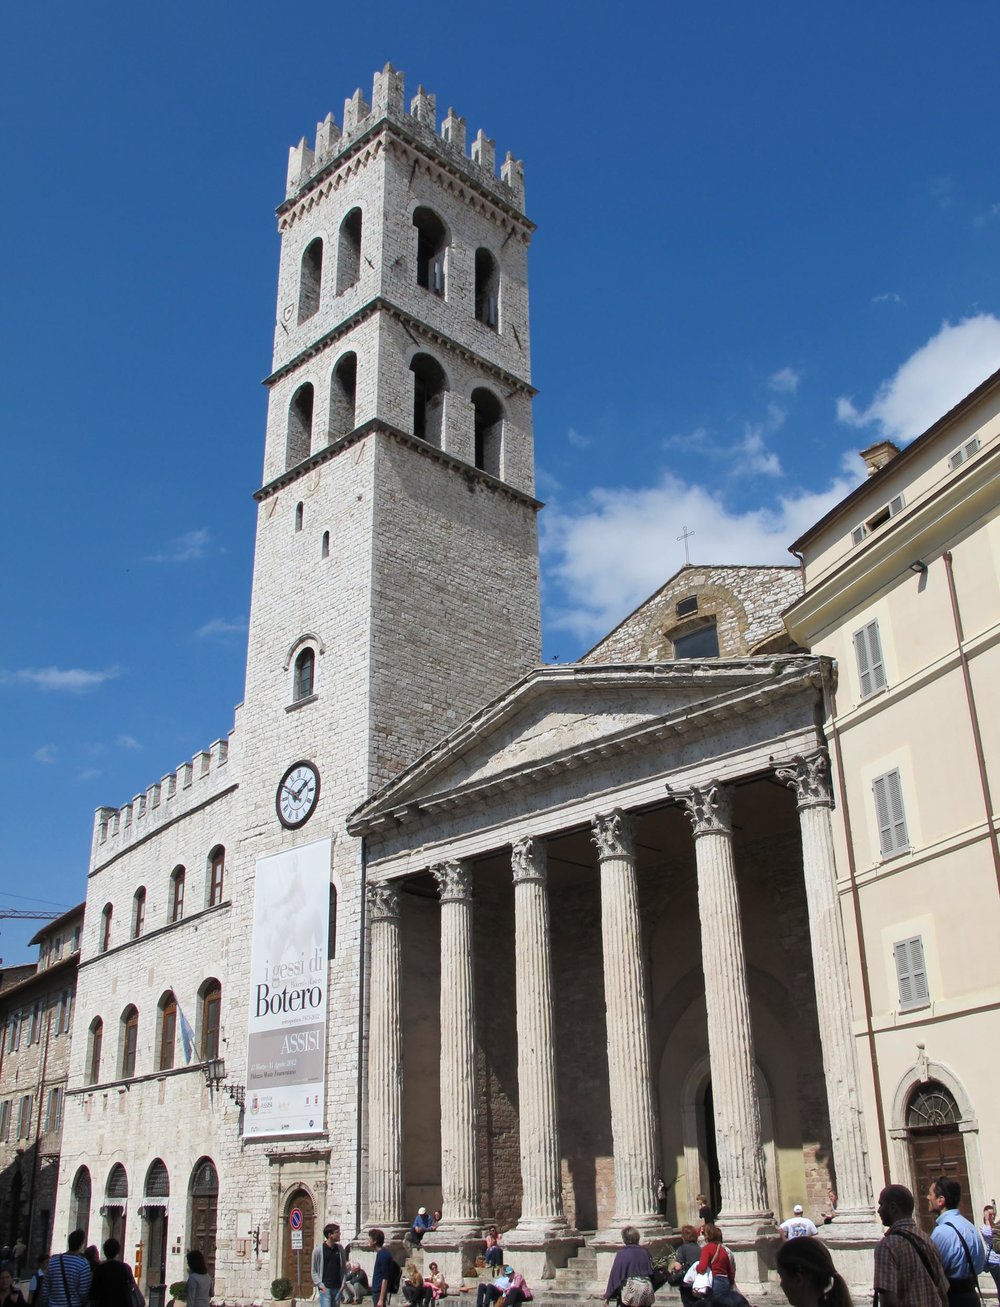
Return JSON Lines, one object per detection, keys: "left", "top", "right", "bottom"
{"left": 603, "top": 1227, "right": 654, "bottom": 1307}
{"left": 669, "top": 1226, "right": 702, "bottom": 1306}
{"left": 690, "top": 1225, "right": 735, "bottom": 1299}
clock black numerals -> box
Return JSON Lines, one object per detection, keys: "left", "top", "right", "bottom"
{"left": 276, "top": 760, "right": 320, "bottom": 829}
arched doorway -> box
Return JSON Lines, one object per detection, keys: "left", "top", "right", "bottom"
{"left": 72, "top": 1167, "right": 92, "bottom": 1240}
{"left": 282, "top": 1188, "right": 315, "bottom": 1299}
{"left": 103, "top": 1164, "right": 128, "bottom": 1247}
{"left": 188, "top": 1159, "right": 218, "bottom": 1279}
{"left": 906, "top": 1082, "right": 971, "bottom": 1234}
{"left": 140, "top": 1160, "right": 170, "bottom": 1294}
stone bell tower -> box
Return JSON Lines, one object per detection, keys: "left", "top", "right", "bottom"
{"left": 216, "top": 68, "right": 542, "bottom": 1287}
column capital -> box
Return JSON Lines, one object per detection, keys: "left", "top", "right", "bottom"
{"left": 511, "top": 836, "right": 547, "bottom": 885}
{"left": 367, "top": 881, "right": 401, "bottom": 921}
{"left": 775, "top": 751, "right": 833, "bottom": 809}
{"left": 675, "top": 780, "right": 732, "bottom": 836}
{"left": 590, "top": 809, "right": 636, "bottom": 861}
{"left": 433, "top": 859, "right": 473, "bottom": 903}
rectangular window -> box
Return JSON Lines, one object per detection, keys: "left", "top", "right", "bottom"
{"left": 0, "top": 1101, "right": 10, "bottom": 1141}
{"left": 7, "top": 1014, "right": 21, "bottom": 1053}
{"left": 209, "top": 851, "right": 225, "bottom": 907}
{"left": 894, "top": 936, "right": 930, "bottom": 1011}
{"left": 45, "top": 1087, "right": 63, "bottom": 1133}
{"left": 17, "top": 1095, "right": 31, "bottom": 1139}
{"left": 948, "top": 436, "right": 980, "bottom": 470}
{"left": 874, "top": 768, "right": 910, "bottom": 857}
{"left": 57, "top": 991, "right": 71, "bottom": 1035}
{"left": 29, "top": 1002, "right": 42, "bottom": 1045}
{"left": 854, "top": 620, "right": 887, "bottom": 699}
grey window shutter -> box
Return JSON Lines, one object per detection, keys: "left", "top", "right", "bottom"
{"left": 874, "top": 768, "right": 909, "bottom": 856}
{"left": 895, "top": 936, "right": 929, "bottom": 1010}
{"left": 855, "top": 620, "right": 886, "bottom": 697}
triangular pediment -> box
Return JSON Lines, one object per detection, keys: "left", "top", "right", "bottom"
{"left": 350, "top": 656, "right": 822, "bottom": 832}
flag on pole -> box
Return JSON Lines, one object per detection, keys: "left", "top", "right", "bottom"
{"left": 178, "top": 1002, "right": 196, "bottom": 1064}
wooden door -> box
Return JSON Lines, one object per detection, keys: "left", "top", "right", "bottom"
{"left": 189, "top": 1160, "right": 219, "bottom": 1281}
{"left": 909, "top": 1127, "right": 971, "bottom": 1234}
{"left": 282, "top": 1189, "right": 315, "bottom": 1299}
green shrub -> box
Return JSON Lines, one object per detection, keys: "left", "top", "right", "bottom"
{"left": 271, "top": 1278, "right": 294, "bottom": 1301}
{"left": 169, "top": 1285, "right": 188, "bottom": 1302}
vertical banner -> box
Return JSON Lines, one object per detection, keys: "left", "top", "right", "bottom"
{"left": 244, "top": 837, "right": 331, "bottom": 1138}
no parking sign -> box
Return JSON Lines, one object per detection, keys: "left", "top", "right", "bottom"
{"left": 290, "top": 1207, "right": 303, "bottom": 1250}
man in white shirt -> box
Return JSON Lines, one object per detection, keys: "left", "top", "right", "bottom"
{"left": 779, "top": 1205, "right": 819, "bottom": 1240}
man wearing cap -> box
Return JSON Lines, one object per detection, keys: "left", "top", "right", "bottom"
{"left": 409, "top": 1208, "right": 433, "bottom": 1248}
{"left": 779, "top": 1204, "right": 819, "bottom": 1240}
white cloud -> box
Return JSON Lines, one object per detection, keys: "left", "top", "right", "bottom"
{"left": 147, "top": 527, "right": 212, "bottom": 564}
{"left": 768, "top": 367, "right": 800, "bottom": 395}
{"left": 195, "top": 616, "right": 249, "bottom": 639}
{"left": 541, "top": 468, "right": 860, "bottom": 642}
{"left": 836, "top": 314, "right": 1000, "bottom": 444}
{"left": 116, "top": 734, "right": 141, "bottom": 751}
{"left": 34, "top": 744, "right": 57, "bottom": 764}
{"left": 871, "top": 291, "right": 903, "bottom": 305}
{"left": 0, "top": 666, "right": 120, "bottom": 692}
{"left": 567, "top": 427, "right": 592, "bottom": 449}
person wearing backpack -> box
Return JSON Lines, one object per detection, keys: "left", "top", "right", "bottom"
{"left": 368, "top": 1231, "right": 399, "bottom": 1307}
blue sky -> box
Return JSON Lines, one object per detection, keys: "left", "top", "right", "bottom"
{"left": 3, "top": 2, "right": 1000, "bottom": 963}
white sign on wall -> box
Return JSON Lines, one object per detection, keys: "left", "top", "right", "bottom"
{"left": 243, "top": 838, "right": 331, "bottom": 1138}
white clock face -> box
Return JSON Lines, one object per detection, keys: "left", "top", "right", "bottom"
{"left": 276, "top": 761, "right": 320, "bottom": 829}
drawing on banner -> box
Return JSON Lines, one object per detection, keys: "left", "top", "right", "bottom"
{"left": 244, "top": 838, "right": 331, "bottom": 1137}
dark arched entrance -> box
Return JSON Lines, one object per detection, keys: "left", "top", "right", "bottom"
{"left": 906, "top": 1082, "right": 971, "bottom": 1234}
{"left": 282, "top": 1188, "right": 315, "bottom": 1299}
{"left": 188, "top": 1159, "right": 218, "bottom": 1279}
{"left": 72, "top": 1167, "right": 92, "bottom": 1241}
{"left": 701, "top": 1081, "right": 721, "bottom": 1215}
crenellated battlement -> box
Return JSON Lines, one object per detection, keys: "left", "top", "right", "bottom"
{"left": 91, "top": 727, "right": 238, "bottom": 866}
{"left": 285, "top": 63, "right": 526, "bottom": 212}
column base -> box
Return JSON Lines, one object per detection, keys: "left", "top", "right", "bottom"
{"left": 421, "top": 1225, "right": 484, "bottom": 1282}
{"left": 714, "top": 1208, "right": 777, "bottom": 1243}
{"left": 818, "top": 1224, "right": 879, "bottom": 1291}
{"left": 499, "top": 1228, "right": 582, "bottom": 1281}
{"left": 818, "top": 1207, "right": 884, "bottom": 1242}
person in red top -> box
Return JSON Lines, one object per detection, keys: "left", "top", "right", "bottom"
{"left": 695, "top": 1225, "right": 735, "bottom": 1296}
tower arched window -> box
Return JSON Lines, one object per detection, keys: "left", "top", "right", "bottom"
{"left": 119, "top": 1006, "right": 139, "bottom": 1079}
{"left": 337, "top": 209, "right": 362, "bottom": 293}
{"left": 208, "top": 845, "right": 225, "bottom": 907}
{"left": 157, "top": 993, "right": 177, "bottom": 1071}
{"left": 100, "top": 904, "right": 113, "bottom": 953}
{"left": 413, "top": 207, "right": 447, "bottom": 297}
{"left": 169, "top": 866, "right": 185, "bottom": 923}
{"left": 321, "top": 531, "right": 330, "bottom": 559}
{"left": 474, "top": 248, "right": 499, "bottom": 328}
{"left": 286, "top": 383, "right": 315, "bottom": 470}
{"left": 298, "top": 238, "right": 323, "bottom": 323}
{"left": 410, "top": 354, "right": 447, "bottom": 447}
{"left": 131, "top": 888, "right": 146, "bottom": 939}
{"left": 199, "top": 981, "right": 222, "bottom": 1062}
{"left": 472, "top": 388, "right": 503, "bottom": 477}
{"left": 87, "top": 1018, "right": 103, "bottom": 1085}
{"left": 330, "top": 352, "right": 358, "bottom": 439}
{"left": 293, "top": 647, "right": 316, "bottom": 701}
{"left": 295, "top": 501, "right": 304, "bottom": 532}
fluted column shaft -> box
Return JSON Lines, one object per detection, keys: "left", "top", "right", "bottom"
{"left": 679, "top": 782, "right": 771, "bottom": 1228}
{"left": 433, "top": 860, "right": 480, "bottom": 1229}
{"left": 510, "top": 838, "right": 567, "bottom": 1234}
{"left": 777, "top": 754, "right": 877, "bottom": 1229}
{"left": 367, "top": 882, "right": 404, "bottom": 1225}
{"left": 592, "top": 811, "right": 660, "bottom": 1226}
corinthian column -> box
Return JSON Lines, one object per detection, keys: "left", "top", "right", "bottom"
{"left": 367, "top": 881, "right": 405, "bottom": 1230}
{"left": 676, "top": 782, "right": 773, "bottom": 1239}
{"left": 591, "top": 810, "right": 666, "bottom": 1239}
{"left": 776, "top": 753, "right": 882, "bottom": 1240}
{"left": 430, "top": 860, "right": 481, "bottom": 1237}
{"left": 506, "top": 837, "right": 570, "bottom": 1244}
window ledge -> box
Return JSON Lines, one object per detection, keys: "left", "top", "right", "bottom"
{"left": 878, "top": 846, "right": 912, "bottom": 864}
{"left": 858, "top": 684, "right": 889, "bottom": 704}
{"left": 286, "top": 693, "right": 318, "bottom": 713}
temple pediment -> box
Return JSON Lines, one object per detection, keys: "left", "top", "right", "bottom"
{"left": 351, "top": 656, "right": 825, "bottom": 834}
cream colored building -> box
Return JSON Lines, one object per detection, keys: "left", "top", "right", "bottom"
{"left": 784, "top": 368, "right": 1000, "bottom": 1231}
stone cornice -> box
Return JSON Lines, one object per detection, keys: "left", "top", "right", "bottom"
{"left": 263, "top": 295, "right": 535, "bottom": 395}
{"left": 278, "top": 115, "right": 534, "bottom": 233}
{"left": 348, "top": 657, "right": 827, "bottom": 837}
{"left": 253, "top": 418, "right": 542, "bottom": 510}
{"left": 785, "top": 439, "right": 1000, "bottom": 642}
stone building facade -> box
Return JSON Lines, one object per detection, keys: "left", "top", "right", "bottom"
{"left": 49, "top": 64, "right": 911, "bottom": 1303}
{"left": 0, "top": 906, "right": 84, "bottom": 1270}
